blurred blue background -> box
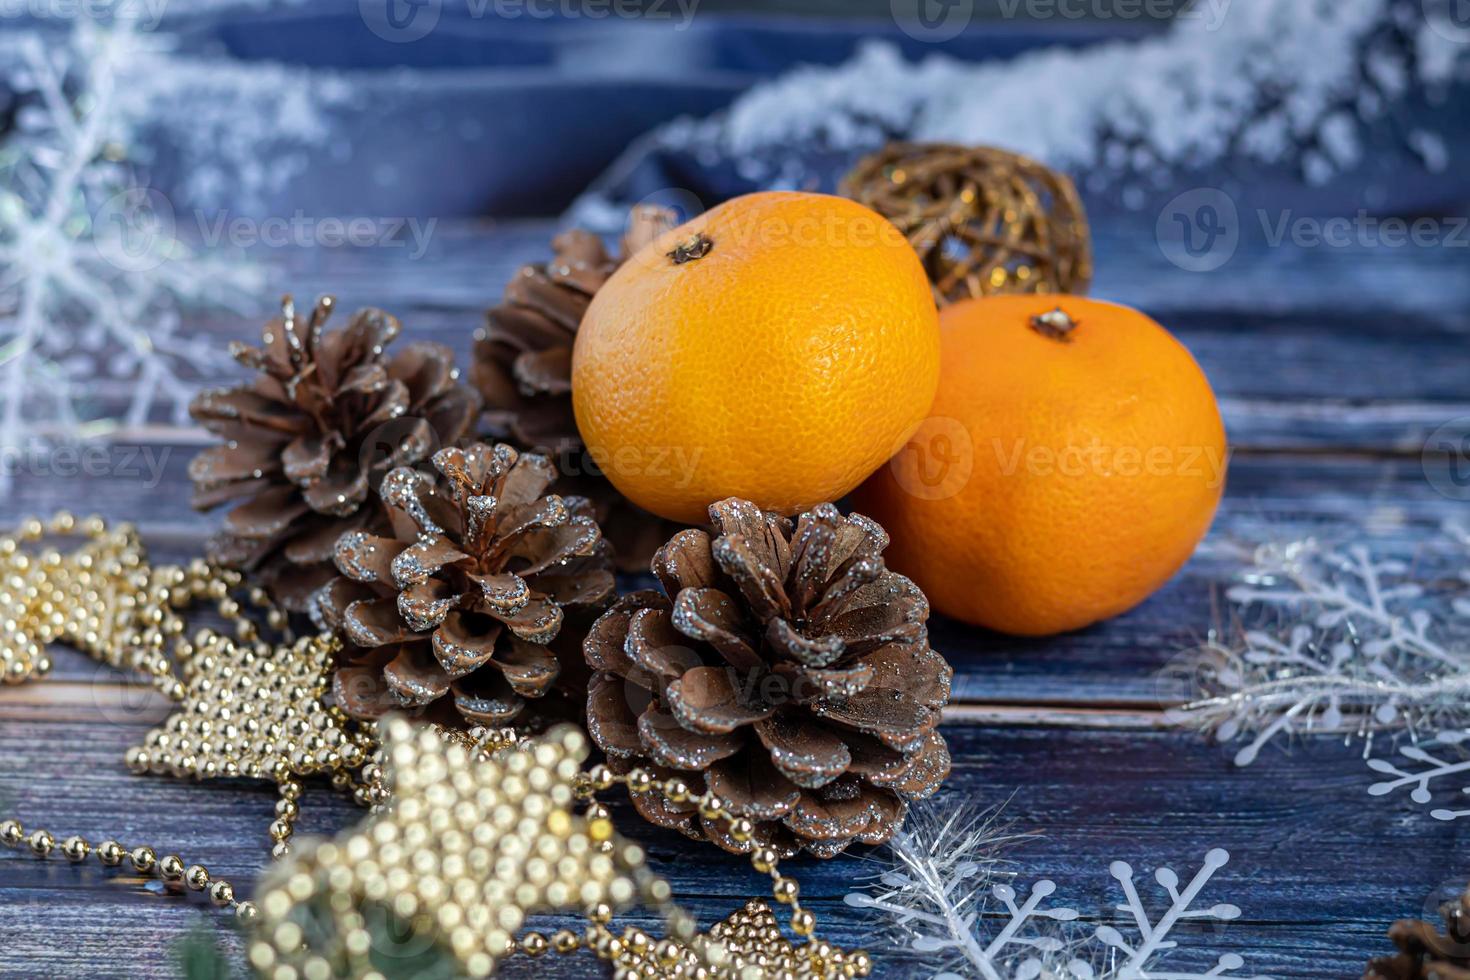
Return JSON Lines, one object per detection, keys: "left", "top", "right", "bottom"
{"left": 4, "top": 0, "right": 1466, "bottom": 226}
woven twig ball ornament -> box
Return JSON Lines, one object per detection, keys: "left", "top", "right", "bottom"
{"left": 841, "top": 142, "right": 1092, "bottom": 305}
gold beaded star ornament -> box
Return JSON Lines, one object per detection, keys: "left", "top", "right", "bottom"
{"left": 252, "top": 718, "right": 871, "bottom": 979}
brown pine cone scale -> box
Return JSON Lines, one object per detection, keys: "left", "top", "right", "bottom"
{"left": 315, "top": 442, "right": 615, "bottom": 728}
{"left": 584, "top": 497, "right": 952, "bottom": 858}
{"left": 190, "top": 295, "right": 480, "bottom": 610}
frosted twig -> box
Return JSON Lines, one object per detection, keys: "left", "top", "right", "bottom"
{"left": 844, "top": 804, "right": 1089, "bottom": 980}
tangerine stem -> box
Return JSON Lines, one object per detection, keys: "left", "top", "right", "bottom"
{"left": 1029, "top": 306, "right": 1078, "bottom": 342}
{"left": 668, "top": 233, "right": 713, "bottom": 265}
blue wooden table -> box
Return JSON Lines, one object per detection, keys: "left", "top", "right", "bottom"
{"left": 1, "top": 220, "right": 1467, "bottom": 979}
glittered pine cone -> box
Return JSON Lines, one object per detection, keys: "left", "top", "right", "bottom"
{"left": 1366, "top": 887, "right": 1470, "bottom": 980}
{"left": 315, "top": 442, "right": 616, "bottom": 728}
{"left": 190, "top": 296, "right": 480, "bottom": 611}
{"left": 584, "top": 497, "right": 952, "bottom": 858}
{"left": 472, "top": 206, "right": 681, "bottom": 571}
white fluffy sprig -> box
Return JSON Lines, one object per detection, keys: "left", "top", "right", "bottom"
{"left": 1166, "top": 524, "right": 1470, "bottom": 767}
{"left": 845, "top": 803, "right": 1267, "bottom": 979}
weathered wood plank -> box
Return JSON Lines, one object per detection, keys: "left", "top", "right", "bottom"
{"left": 0, "top": 719, "right": 1456, "bottom": 977}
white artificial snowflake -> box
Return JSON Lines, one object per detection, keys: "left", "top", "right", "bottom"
{"left": 0, "top": 19, "right": 264, "bottom": 484}
{"left": 845, "top": 805, "right": 1268, "bottom": 979}
{"left": 1093, "top": 850, "right": 1262, "bottom": 980}
{"left": 1367, "top": 728, "right": 1470, "bottom": 822}
{"left": 1166, "top": 524, "right": 1470, "bottom": 766}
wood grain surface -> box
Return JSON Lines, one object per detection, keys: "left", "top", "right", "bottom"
{"left": 1, "top": 219, "right": 1466, "bottom": 979}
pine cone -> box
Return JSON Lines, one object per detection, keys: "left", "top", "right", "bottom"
{"left": 190, "top": 296, "right": 480, "bottom": 611}
{"left": 583, "top": 497, "right": 952, "bottom": 858}
{"left": 472, "top": 206, "right": 681, "bottom": 571}
{"left": 1367, "top": 888, "right": 1470, "bottom": 980}
{"left": 315, "top": 442, "right": 616, "bottom": 727}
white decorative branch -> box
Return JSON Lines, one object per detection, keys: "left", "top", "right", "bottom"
{"left": 844, "top": 805, "right": 1088, "bottom": 980}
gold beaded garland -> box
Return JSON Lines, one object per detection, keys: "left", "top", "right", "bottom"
{"left": 0, "top": 512, "right": 288, "bottom": 692}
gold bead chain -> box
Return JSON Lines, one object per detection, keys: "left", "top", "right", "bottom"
{"left": 568, "top": 765, "right": 872, "bottom": 979}
{"left": 0, "top": 815, "right": 258, "bottom": 921}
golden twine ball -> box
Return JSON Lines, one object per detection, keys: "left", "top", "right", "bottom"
{"left": 841, "top": 142, "right": 1093, "bottom": 305}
